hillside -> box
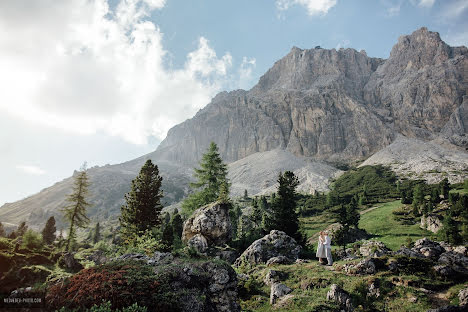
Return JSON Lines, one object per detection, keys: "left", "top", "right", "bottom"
{"left": 1, "top": 27, "right": 468, "bottom": 230}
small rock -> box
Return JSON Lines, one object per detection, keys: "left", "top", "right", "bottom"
{"left": 266, "top": 256, "right": 293, "bottom": 266}
{"left": 360, "top": 240, "right": 392, "bottom": 258}
{"left": 459, "top": 288, "right": 468, "bottom": 306}
{"left": 61, "top": 252, "right": 84, "bottom": 272}
{"left": 327, "top": 284, "right": 353, "bottom": 311}
{"left": 187, "top": 234, "right": 208, "bottom": 254}
{"left": 343, "top": 258, "right": 378, "bottom": 275}
{"left": 454, "top": 246, "right": 468, "bottom": 257}
{"left": 263, "top": 270, "right": 284, "bottom": 286}
{"left": 270, "top": 283, "right": 292, "bottom": 305}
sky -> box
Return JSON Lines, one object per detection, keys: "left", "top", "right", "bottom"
{"left": 0, "top": 0, "right": 467, "bottom": 206}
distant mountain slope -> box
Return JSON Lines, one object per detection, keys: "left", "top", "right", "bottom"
{"left": 360, "top": 135, "right": 468, "bottom": 184}
{"left": 228, "top": 149, "right": 342, "bottom": 197}
{"left": 1, "top": 27, "right": 467, "bottom": 229}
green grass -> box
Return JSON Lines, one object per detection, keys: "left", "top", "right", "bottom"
{"left": 449, "top": 188, "right": 468, "bottom": 195}
{"left": 358, "top": 200, "right": 435, "bottom": 250}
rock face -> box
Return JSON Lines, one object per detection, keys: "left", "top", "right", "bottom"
{"left": 459, "top": 288, "right": 468, "bottom": 306}
{"left": 234, "top": 230, "right": 302, "bottom": 267}
{"left": 182, "top": 202, "right": 232, "bottom": 248}
{"left": 421, "top": 214, "right": 444, "bottom": 233}
{"left": 359, "top": 240, "right": 392, "bottom": 258}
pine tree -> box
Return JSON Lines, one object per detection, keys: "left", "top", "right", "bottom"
{"left": 0, "top": 221, "right": 6, "bottom": 237}
{"left": 250, "top": 198, "right": 263, "bottom": 228}
{"left": 161, "top": 222, "right": 174, "bottom": 250}
{"left": 440, "top": 178, "right": 450, "bottom": 199}
{"left": 120, "top": 159, "right": 163, "bottom": 243}
{"left": 41, "top": 216, "right": 56, "bottom": 245}
{"left": 269, "top": 171, "right": 302, "bottom": 242}
{"left": 334, "top": 204, "right": 350, "bottom": 252}
{"left": 182, "top": 142, "right": 229, "bottom": 214}
{"left": 171, "top": 210, "right": 184, "bottom": 240}
{"left": 92, "top": 222, "right": 101, "bottom": 244}
{"left": 16, "top": 221, "right": 28, "bottom": 237}
{"left": 217, "top": 181, "right": 230, "bottom": 203}
{"left": 413, "top": 184, "right": 424, "bottom": 207}
{"left": 62, "top": 163, "right": 91, "bottom": 251}
{"left": 243, "top": 189, "right": 248, "bottom": 200}
{"left": 431, "top": 188, "right": 440, "bottom": 203}
{"left": 442, "top": 208, "right": 462, "bottom": 244}
{"left": 347, "top": 198, "right": 360, "bottom": 229}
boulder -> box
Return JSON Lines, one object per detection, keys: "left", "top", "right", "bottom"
{"left": 148, "top": 251, "right": 174, "bottom": 266}
{"left": 115, "top": 253, "right": 150, "bottom": 262}
{"left": 458, "top": 288, "right": 468, "bottom": 306}
{"left": 438, "top": 251, "right": 468, "bottom": 278}
{"left": 413, "top": 238, "right": 445, "bottom": 260}
{"left": 427, "top": 306, "right": 465, "bottom": 312}
{"left": 359, "top": 240, "right": 392, "bottom": 257}
{"left": 182, "top": 202, "right": 232, "bottom": 246}
{"left": 187, "top": 234, "right": 209, "bottom": 254}
{"left": 395, "top": 246, "right": 426, "bottom": 258}
{"left": 326, "top": 284, "right": 353, "bottom": 311}
{"left": 86, "top": 250, "right": 108, "bottom": 265}
{"left": 60, "top": 252, "right": 83, "bottom": 272}
{"left": 454, "top": 246, "right": 468, "bottom": 257}
{"left": 432, "top": 265, "right": 457, "bottom": 280}
{"left": 421, "top": 214, "right": 443, "bottom": 233}
{"left": 270, "top": 283, "right": 292, "bottom": 305}
{"left": 234, "top": 230, "right": 301, "bottom": 267}
{"left": 343, "top": 258, "right": 383, "bottom": 275}
{"left": 335, "top": 248, "right": 359, "bottom": 261}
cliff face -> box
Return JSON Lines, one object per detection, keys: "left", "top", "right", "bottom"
{"left": 155, "top": 27, "right": 468, "bottom": 166}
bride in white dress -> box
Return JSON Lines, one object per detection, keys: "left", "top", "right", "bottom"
{"left": 316, "top": 231, "right": 327, "bottom": 264}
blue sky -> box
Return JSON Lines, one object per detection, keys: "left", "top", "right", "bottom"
{"left": 0, "top": 0, "right": 467, "bottom": 206}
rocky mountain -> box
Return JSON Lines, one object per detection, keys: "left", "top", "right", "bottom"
{"left": 1, "top": 27, "right": 467, "bottom": 229}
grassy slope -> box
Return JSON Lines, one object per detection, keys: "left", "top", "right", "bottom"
{"left": 358, "top": 200, "right": 435, "bottom": 250}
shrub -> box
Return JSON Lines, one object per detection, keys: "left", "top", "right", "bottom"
{"left": 21, "top": 230, "right": 43, "bottom": 251}
{"left": 0, "top": 237, "right": 12, "bottom": 251}
{"left": 120, "top": 230, "right": 168, "bottom": 256}
{"left": 46, "top": 260, "right": 174, "bottom": 311}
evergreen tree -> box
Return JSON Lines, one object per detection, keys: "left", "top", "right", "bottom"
{"left": 217, "top": 181, "right": 230, "bottom": 203}
{"left": 62, "top": 163, "right": 91, "bottom": 251}
{"left": 431, "top": 188, "right": 440, "bottom": 203}
{"left": 358, "top": 192, "right": 367, "bottom": 206}
{"left": 182, "top": 142, "right": 229, "bottom": 214}
{"left": 269, "top": 171, "right": 302, "bottom": 242}
{"left": 41, "top": 216, "right": 56, "bottom": 245}
{"left": 16, "top": 221, "right": 28, "bottom": 237}
{"left": 171, "top": 210, "right": 184, "bottom": 239}
{"left": 120, "top": 159, "right": 163, "bottom": 244}
{"left": 92, "top": 222, "right": 101, "bottom": 244}
{"left": 334, "top": 204, "right": 350, "bottom": 252}
{"left": 0, "top": 221, "right": 6, "bottom": 237}
{"left": 413, "top": 184, "right": 424, "bottom": 207}
{"left": 243, "top": 189, "right": 248, "bottom": 200}
{"left": 250, "top": 199, "right": 263, "bottom": 228}
{"left": 442, "top": 208, "right": 462, "bottom": 244}
{"left": 461, "top": 199, "right": 468, "bottom": 242}
{"left": 161, "top": 222, "right": 174, "bottom": 250}
{"left": 346, "top": 198, "right": 360, "bottom": 229}
{"left": 439, "top": 178, "right": 450, "bottom": 199}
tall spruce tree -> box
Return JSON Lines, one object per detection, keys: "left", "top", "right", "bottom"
{"left": 269, "top": 171, "right": 302, "bottom": 242}
{"left": 92, "top": 222, "right": 101, "bottom": 244}
{"left": 42, "top": 216, "right": 56, "bottom": 245}
{"left": 182, "top": 142, "right": 229, "bottom": 214}
{"left": 62, "top": 163, "right": 91, "bottom": 251}
{"left": 334, "top": 199, "right": 361, "bottom": 251}
{"left": 171, "top": 210, "right": 184, "bottom": 239}
{"left": 442, "top": 208, "right": 462, "bottom": 244}
{"left": 440, "top": 178, "right": 450, "bottom": 199}
{"left": 120, "top": 159, "right": 163, "bottom": 243}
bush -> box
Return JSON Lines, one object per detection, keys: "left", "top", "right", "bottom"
{"left": 0, "top": 237, "right": 13, "bottom": 251}
{"left": 120, "top": 230, "right": 169, "bottom": 256}
{"left": 21, "top": 230, "right": 43, "bottom": 251}
{"left": 94, "top": 241, "right": 112, "bottom": 254}
{"left": 46, "top": 260, "right": 166, "bottom": 311}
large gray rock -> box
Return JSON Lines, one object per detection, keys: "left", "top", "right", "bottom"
{"left": 421, "top": 214, "right": 443, "bottom": 233}
{"left": 413, "top": 238, "right": 446, "bottom": 260}
{"left": 270, "top": 283, "right": 292, "bottom": 305}
{"left": 234, "top": 230, "right": 302, "bottom": 267}
{"left": 359, "top": 240, "right": 392, "bottom": 258}
{"left": 459, "top": 288, "right": 468, "bottom": 306}
{"left": 327, "top": 284, "right": 353, "bottom": 311}
{"left": 182, "top": 202, "right": 232, "bottom": 246}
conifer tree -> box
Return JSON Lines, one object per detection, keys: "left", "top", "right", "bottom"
{"left": 16, "top": 221, "right": 28, "bottom": 237}
{"left": 41, "top": 216, "right": 56, "bottom": 245}
{"left": 334, "top": 204, "right": 350, "bottom": 252}
{"left": 92, "top": 222, "right": 101, "bottom": 244}
{"left": 171, "top": 210, "right": 184, "bottom": 239}
{"left": 0, "top": 221, "right": 5, "bottom": 237}
{"left": 442, "top": 208, "right": 461, "bottom": 244}
{"left": 347, "top": 198, "right": 360, "bottom": 229}
{"left": 244, "top": 189, "right": 248, "bottom": 200}
{"left": 413, "top": 184, "right": 424, "bottom": 208}
{"left": 217, "top": 181, "right": 230, "bottom": 203}
{"left": 182, "top": 142, "right": 229, "bottom": 214}
{"left": 250, "top": 198, "right": 263, "bottom": 228}
{"left": 120, "top": 159, "right": 163, "bottom": 243}
{"left": 440, "top": 178, "right": 450, "bottom": 199}
{"left": 161, "top": 222, "right": 174, "bottom": 250}
{"left": 269, "top": 171, "right": 302, "bottom": 242}
{"left": 62, "top": 163, "right": 91, "bottom": 251}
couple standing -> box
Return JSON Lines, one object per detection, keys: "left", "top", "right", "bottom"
{"left": 316, "top": 231, "right": 333, "bottom": 266}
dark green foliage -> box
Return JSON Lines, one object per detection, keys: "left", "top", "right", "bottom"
{"left": 41, "top": 216, "right": 56, "bottom": 245}
{"left": 182, "top": 142, "right": 229, "bottom": 215}
{"left": 440, "top": 178, "right": 450, "bottom": 199}
{"left": 442, "top": 208, "right": 462, "bottom": 245}
{"left": 88, "top": 301, "right": 148, "bottom": 312}
{"left": 119, "top": 160, "right": 163, "bottom": 244}
{"left": 413, "top": 184, "right": 424, "bottom": 208}
{"left": 269, "top": 171, "right": 302, "bottom": 242}
{"left": 93, "top": 222, "right": 101, "bottom": 244}
{"left": 243, "top": 189, "right": 248, "bottom": 200}
{"left": 62, "top": 163, "right": 91, "bottom": 251}
{"left": 249, "top": 198, "right": 263, "bottom": 228}
{"left": 0, "top": 222, "right": 5, "bottom": 237}
{"left": 333, "top": 199, "right": 360, "bottom": 251}
{"left": 217, "top": 180, "right": 230, "bottom": 204}
{"left": 171, "top": 210, "right": 183, "bottom": 240}
{"left": 237, "top": 276, "right": 262, "bottom": 299}
{"left": 21, "top": 230, "right": 43, "bottom": 251}
{"left": 161, "top": 222, "right": 174, "bottom": 249}
{"left": 8, "top": 221, "right": 28, "bottom": 239}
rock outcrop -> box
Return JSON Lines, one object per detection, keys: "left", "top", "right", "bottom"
{"left": 182, "top": 202, "right": 232, "bottom": 250}
{"left": 270, "top": 283, "right": 292, "bottom": 305}
{"left": 421, "top": 214, "right": 444, "bottom": 233}
{"left": 234, "top": 230, "right": 302, "bottom": 267}
{"left": 359, "top": 240, "right": 392, "bottom": 258}
{"left": 327, "top": 284, "right": 354, "bottom": 311}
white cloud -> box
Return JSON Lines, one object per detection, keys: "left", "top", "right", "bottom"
{"left": 416, "top": 0, "right": 436, "bottom": 8}
{"left": 0, "top": 0, "right": 245, "bottom": 145}
{"left": 16, "top": 165, "right": 46, "bottom": 176}
{"left": 441, "top": 0, "right": 468, "bottom": 18}
{"left": 276, "top": 0, "right": 337, "bottom": 16}
{"left": 237, "top": 57, "right": 257, "bottom": 90}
